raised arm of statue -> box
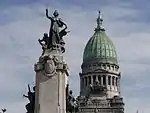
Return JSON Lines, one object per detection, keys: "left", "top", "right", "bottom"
{"left": 28, "top": 84, "right": 31, "bottom": 93}
{"left": 46, "top": 9, "right": 52, "bottom": 20}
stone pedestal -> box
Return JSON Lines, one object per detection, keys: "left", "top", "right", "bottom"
{"left": 34, "top": 49, "right": 68, "bottom": 113}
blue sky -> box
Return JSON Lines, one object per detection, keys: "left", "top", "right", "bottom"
{"left": 0, "top": 0, "right": 150, "bottom": 113}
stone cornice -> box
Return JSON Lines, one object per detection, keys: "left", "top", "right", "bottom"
{"left": 80, "top": 70, "right": 119, "bottom": 77}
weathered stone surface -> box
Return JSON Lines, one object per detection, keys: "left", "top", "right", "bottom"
{"left": 34, "top": 49, "right": 68, "bottom": 113}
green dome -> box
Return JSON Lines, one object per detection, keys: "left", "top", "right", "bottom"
{"left": 83, "top": 12, "right": 118, "bottom": 65}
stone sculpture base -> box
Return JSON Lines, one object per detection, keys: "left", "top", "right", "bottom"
{"left": 34, "top": 49, "right": 68, "bottom": 113}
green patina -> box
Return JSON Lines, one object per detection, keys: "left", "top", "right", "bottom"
{"left": 83, "top": 12, "right": 118, "bottom": 65}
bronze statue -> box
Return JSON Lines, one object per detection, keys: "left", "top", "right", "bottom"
{"left": 38, "top": 33, "right": 48, "bottom": 47}
{"left": 23, "top": 85, "right": 35, "bottom": 113}
{"left": 38, "top": 33, "right": 49, "bottom": 55}
{"left": 59, "top": 24, "right": 70, "bottom": 53}
{"left": 59, "top": 23, "right": 70, "bottom": 45}
{"left": 46, "top": 9, "right": 67, "bottom": 47}
{"left": 66, "top": 84, "right": 79, "bottom": 113}
{"left": 88, "top": 80, "right": 106, "bottom": 95}
{"left": 38, "top": 9, "right": 69, "bottom": 54}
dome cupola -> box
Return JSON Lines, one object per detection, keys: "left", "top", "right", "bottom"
{"left": 83, "top": 11, "right": 118, "bottom": 65}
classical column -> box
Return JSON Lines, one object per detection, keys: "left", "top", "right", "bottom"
{"left": 91, "top": 75, "right": 93, "bottom": 84}
{"left": 87, "top": 76, "right": 89, "bottom": 86}
{"left": 106, "top": 75, "right": 108, "bottom": 86}
{"left": 118, "top": 76, "right": 121, "bottom": 93}
{"left": 112, "top": 76, "right": 115, "bottom": 86}
{"left": 85, "top": 77, "right": 87, "bottom": 87}
{"left": 116, "top": 77, "right": 118, "bottom": 86}
{"left": 88, "top": 76, "right": 91, "bottom": 85}
{"left": 82, "top": 78, "right": 84, "bottom": 89}
{"left": 101, "top": 75, "right": 103, "bottom": 85}
{"left": 114, "top": 77, "right": 116, "bottom": 90}
{"left": 96, "top": 75, "right": 98, "bottom": 82}
{"left": 98, "top": 76, "right": 101, "bottom": 85}
{"left": 110, "top": 76, "right": 112, "bottom": 90}
{"left": 84, "top": 77, "right": 86, "bottom": 88}
{"left": 80, "top": 78, "right": 83, "bottom": 92}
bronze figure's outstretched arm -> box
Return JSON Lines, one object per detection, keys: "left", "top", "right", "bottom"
{"left": 63, "top": 23, "right": 67, "bottom": 29}
{"left": 23, "top": 94, "right": 28, "bottom": 98}
{"left": 28, "top": 84, "right": 31, "bottom": 93}
{"left": 46, "top": 9, "right": 52, "bottom": 20}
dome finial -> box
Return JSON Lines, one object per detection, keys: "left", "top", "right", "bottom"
{"left": 96, "top": 11, "right": 105, "bottom": 31}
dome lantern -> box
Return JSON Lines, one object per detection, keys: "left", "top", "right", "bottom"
{"left": 83, "top": 11, "right": 118, "bottom": 65}
{"left": 95, "top": 11, "right": 105, "bottom": 31}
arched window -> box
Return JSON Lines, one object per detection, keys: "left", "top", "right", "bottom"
{"left": 103, "top": 64, "right": 106, "bottom": 69}
{"left": 81, "top": 78, "right": 84, "bottom": 86}
{"left": 93, "top": 75, "right": 96, "bottom": 83}
{"left": 108, "top": 65, "right": 111, "bottom": 70}
{"left": 88, "top": 76, "right": 91, "bottom": 84}
{"left": 103, "top": 75, "right": 106, "bottom": 85}
{"left": 112, "top": 66, "right": 114, "bottom": 70}
{"left": 112, "top": 76, "right": 115, "bottom": 85}
{"left": 108, "top": 76, "right": 111, "bottom": 85}
{"left": 116, "top": 78, "right": 118, "bottom": 86}
{"left": 98, "top": 76, "right": 101, "bottom": 85}
{"left": 85, "top": 77, "right": 87, "bottom": 86}
{"left": 82, "top": 78, "right": 85, "bottom": 87}
{"left": 115, "top": 66, "right": 118, "bottom": 71}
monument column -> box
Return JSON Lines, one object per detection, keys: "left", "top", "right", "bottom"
{"left": 34, "top": 50, "right": 69, "bottom": 113}
{"left": 34, "top": 9, "right": 69, "bottom": 113}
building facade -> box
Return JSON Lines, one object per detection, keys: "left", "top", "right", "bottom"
{"left": 77, "top": 11, "right": 125, "bottom": 113}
